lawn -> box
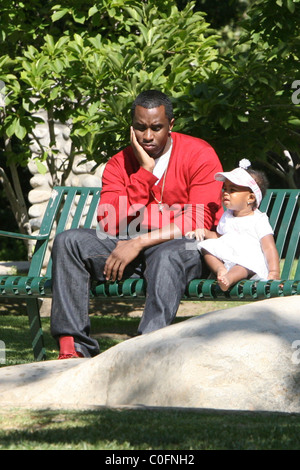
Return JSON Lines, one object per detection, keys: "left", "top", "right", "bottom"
{"left": 1, "top": 405, "right": 300, "bottom": 450}
{"left": 0, "top": 312, "right": 141, "bottom": 365}
{"left": 1, "top": 298, "right": 300, "bottom": 450}
{"left": 0, "top": 297, "right": 248, "bottom": 366}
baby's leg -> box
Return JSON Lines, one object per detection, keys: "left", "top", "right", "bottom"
{"left": 202, "top": 251, "right": 227, "bottom": 279}
{"left": 218, "top": 265, "right": 253, "bottom": 292}
{"left": 202, "top": 250, "right": 254, "bottom": 291}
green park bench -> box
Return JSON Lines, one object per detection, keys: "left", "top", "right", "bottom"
{"left": 0, "top": 186, "right": 299, "bottom": 361}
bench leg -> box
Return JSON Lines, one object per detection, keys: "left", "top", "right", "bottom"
{"left": 26, "top": 299, "right": 46, "bottom": 361}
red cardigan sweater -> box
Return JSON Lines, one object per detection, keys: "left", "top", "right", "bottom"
{"left": 97, "top": 132, "right": 223, "bottom": 237}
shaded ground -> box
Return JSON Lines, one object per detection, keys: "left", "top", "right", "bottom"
{"left": 0, "top": 296, "right": 248, "bottom": 346}
{"left": 0, "top": 260, "right": 248, "bottom": 321}
{"left": 1, "top": 406, "right": 300, "bottom": 450}
{"left": 0, "top": 296, "right": 246, "bottom": 318}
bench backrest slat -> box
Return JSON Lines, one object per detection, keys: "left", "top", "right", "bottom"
{"left": 27, "top": 187, "right": 101, "bottom": 278}
{"left": 282, "top": 208, "right": 300, "bottom": 279}
{"left": 28, "top": 186, "right": 299, "bottom": 281}
{"left": 260, "top": 189, "right": 299, "bottom": 280}
{"left": 28, "top": 188, "right": 67, "bottom": 277}
{"left": 275, "top": 192, "right": 298, "bottom": 258}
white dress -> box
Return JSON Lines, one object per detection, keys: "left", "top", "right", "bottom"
{"left": 197, "top": 209, "right": 274, "bottom": 280}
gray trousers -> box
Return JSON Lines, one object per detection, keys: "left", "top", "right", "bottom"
{"left": 50, "top": 229, "right": 202, "bottom": 357}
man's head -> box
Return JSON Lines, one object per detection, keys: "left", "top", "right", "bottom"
{"left": 131, "top": 90, "right": 175, "bottom": 159}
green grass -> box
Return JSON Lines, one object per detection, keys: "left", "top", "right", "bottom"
{"left": 0, "top": 314, "right": 142, "bottom": 366}
{"left": 1, "top": 407, "right": 300, "bottom": 450}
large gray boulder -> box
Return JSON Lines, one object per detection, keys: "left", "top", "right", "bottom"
{"left": 0, "top": 297, "right": 300, "bottom": 412}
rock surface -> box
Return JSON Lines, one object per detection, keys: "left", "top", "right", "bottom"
{"left": 0, "top": 297, "right": 300, "bottom": 412}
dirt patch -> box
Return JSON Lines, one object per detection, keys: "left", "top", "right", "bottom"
{"left": 0, "top": 296, "right": 245, "bottom": 318}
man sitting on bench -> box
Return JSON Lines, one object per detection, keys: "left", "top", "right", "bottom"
{"left": 50, "top": 90, "right": 223, "bottom": 359}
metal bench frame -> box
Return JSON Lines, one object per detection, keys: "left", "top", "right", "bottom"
{"left": 0, "top": 186, "right": 299, "bottom": 361}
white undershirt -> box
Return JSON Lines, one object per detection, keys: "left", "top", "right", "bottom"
{"left": 152, "top": 139, "right": 173, "bottom": 184}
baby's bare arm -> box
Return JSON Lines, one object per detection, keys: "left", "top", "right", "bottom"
{"left": 260, "top": 234, "right": 280, "bottom": 280}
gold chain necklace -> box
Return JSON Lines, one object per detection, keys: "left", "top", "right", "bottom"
{"left": 150, "top": 157, "right": 170, "bottom": 213}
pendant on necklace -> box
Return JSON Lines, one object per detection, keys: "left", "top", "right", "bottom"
{"left": 158, "top": 203, "right": 164, "bottom": 213}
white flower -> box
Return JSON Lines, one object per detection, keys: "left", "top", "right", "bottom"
{"left": 239, "top": 158, "right": 251, "bottom": 169}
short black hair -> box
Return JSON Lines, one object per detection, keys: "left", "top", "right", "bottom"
{"left": 131, "top": 90, "right": 174, "bottom": 122}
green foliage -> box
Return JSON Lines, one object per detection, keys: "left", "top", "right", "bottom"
{"left": 174, "top": 0, "right": 300, "bottom": 187}
{"left": 0, "top": 0, "right": 219, "bottom": 171}
{"left": 0, "top": 0, "right": 300, "bottom": 199}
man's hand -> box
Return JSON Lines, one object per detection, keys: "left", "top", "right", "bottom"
{"left": 103, "top": 238, "right": 143, "bottom": 282}
{"left": 185, "top": 228, "right": 205, "bottom": 241}
{"left": 130, "top": 126, "right": 155, "bottom": 172}
{"left": 104, "top": 222, "right": 183, "bottom": 281}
